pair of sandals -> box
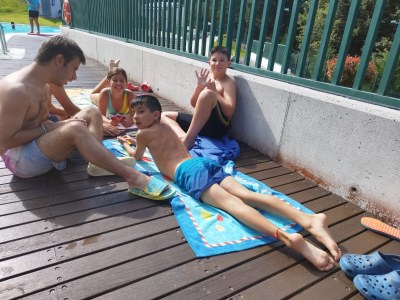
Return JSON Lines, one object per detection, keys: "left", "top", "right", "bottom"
{"left": 340, "top": 251, "right": 400, "bottom": 299}
{"left": 339, "top": 217, "right": 400, "bottom": 300}
{"left": 126, "top": 81, "right": 152, "bottom": 93}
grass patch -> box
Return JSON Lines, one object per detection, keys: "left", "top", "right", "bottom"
{"left": 0, "top": 0, "right": 62, "bottom": 27}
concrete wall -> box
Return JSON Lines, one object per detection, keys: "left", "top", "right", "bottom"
{"left": 62, "top": 28, "right": 400, "bottom": 227}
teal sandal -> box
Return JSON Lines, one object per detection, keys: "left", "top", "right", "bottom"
{"left": 129, "top": 176, "right": 175, "bottom": 200}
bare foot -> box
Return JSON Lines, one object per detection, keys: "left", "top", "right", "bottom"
{"left": 288, "top": 232, "right": 335, "bottom": 272}
{"left": 307, "top": 214, "right": 342, "bottom": 261}
{"left": 124, "top": 166, "right": 150, "bottom": 191}
{"left": 109, "top": 59, "right": 120, "bottom": 70}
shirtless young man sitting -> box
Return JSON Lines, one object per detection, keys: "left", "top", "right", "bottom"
{"left": 0, "top": 35, "right": 169, "bottom": 200}
{"left": 118, "top": 95, "right": 342, "bottom": 272}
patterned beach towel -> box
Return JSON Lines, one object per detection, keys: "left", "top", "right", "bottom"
{"left": 64, "top": 88, "right": 94, "bottom": 108}
{"left": 103, "top": 139, "right": 314, "bottom": 257}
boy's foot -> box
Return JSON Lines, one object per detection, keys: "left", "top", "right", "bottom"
{"left": 289, "top": 232, "right": 335, "bottom": 272}
{"left": 308, "top": 213, "right": 342, "bottom": 261}
{"left": 109, "top": 59, "right": 120, "bottom": 70}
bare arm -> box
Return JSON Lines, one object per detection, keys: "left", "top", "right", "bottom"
{"left": 97, "top": 88, "right": 109, "bottom": 117}
{"left": 190, "top": 69, "right": 210, "bottom": 107}
{"left": 50, "top": 84, "right": 80, "bottom": 117}
{"left": 118, "top": 131, "right": 146, "bottom": 161}
{"left": 118, "top": 135, "right": 137, "bottom": 157}
{"left": 132, "top": 131, "right": 147, "bottom": 161}
{"left": 47, "top": 99, "right": 69, "bottom": 118}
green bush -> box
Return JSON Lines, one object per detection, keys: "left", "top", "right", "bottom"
{"left": 373, "top": 51, "right": 400, "bottom": 95}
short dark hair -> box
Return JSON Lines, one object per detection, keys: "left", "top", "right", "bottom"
{"left": 131, "top": 94, "right": 162, "bottom": 113}
{"left": 35, "top": 35, "right": 86, "bottom": 65}
{"left": 107, "top": 67, "right": 128, "bottom": 81}
{"left": 210, "top": 46, "right": 230, "bottom": 61}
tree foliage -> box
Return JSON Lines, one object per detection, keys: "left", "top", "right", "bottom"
{"left": 296, "top": 0, "right": 400, "bottom": 58}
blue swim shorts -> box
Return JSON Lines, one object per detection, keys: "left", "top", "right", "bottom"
{"left": 174, "top": 157, "right": 229, "bottom": 200}
{"left": 1, "top": 140, "right": 66, "bottom": 178}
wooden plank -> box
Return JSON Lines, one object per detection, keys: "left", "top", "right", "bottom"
{"left": 273, "top": 179, "right": 318, "bottom": 195}
{"left": 236, "top": 155, "right": 272, "bottom": 167}
{"left": 0, "top": 204, "right": 172, "bottom": 260}
{"left": 236, "top": 161, "right": 279, "bottom": 174}
{"left": 0, "top": 175, "right": 127, "bottom": 203}
{"left": 0, "top": 227, "right": 185, "bottom": 299}
{"left": 158, "top": 208, "right": 369, "bottom": 299}
{"left": 0, "top": 181, "right": 131, "bottom": 217}
{"left": 247, "top": 166, "right": 293, "bottom": 180}
{"left": 217, "top": 217, "right": 385, "bottom": 300}
{"left": 87, "top": 202, "right": 366, "bottom": 299}
{"left": 288, "top": 186, "right": 332, "bottom": 204}
{"left": 236, "top": 151, "right": 268, "bottom": 161}
{"left": 263, "top": 172, "right": 304, "bottom": 188}
{"left": 291, "top": 240, "right": 400, "bottom": 300}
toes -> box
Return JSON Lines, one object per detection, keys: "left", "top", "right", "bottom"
{"left": 320, "top": 263, "right": 334, "bottom": 272}
{"left": 109, "top": 59, "right": 121, "bottom": 69}
{"left": 320, "top": 256, "right": 335, "bottom": 272}
{"left": 331, "top": 246, "right": 342, "bottom": 261}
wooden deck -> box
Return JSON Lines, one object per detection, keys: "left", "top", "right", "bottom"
{"left": 1, "top": 35, "right": 398, "bottom": 300}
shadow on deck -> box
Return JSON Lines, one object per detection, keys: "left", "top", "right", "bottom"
{"left": 0, "top": 34, "right": 398, "bottom": 300}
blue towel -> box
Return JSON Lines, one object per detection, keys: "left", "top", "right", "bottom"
{"left": 102, "top": 139, "right": 314, "bottom": 257}
{"left": 189, "top": 135, "right": 240, "bottom": 164}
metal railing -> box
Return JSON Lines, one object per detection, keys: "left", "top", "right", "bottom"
{"left": 0, "top": 24, "right": 9, "bottom": 54}
{"left": 67, "top": 0, "right": 400, "bottom": 109}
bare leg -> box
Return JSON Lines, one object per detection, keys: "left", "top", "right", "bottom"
{"left": 161, "top": 112, "right": 186, "bottom": 139}
{"left": 201, "top": 184, "right": 335, "bottom": 271}
{"left": 33, "top": 18, "right": 40, "bottom": 34}
{"left": 36, "top": 121, "right": 149, "bottom": 190}
{"left": 73, "top": 107, "right": 103, "bottom": 141}
{"left": 29, "top": 18, "right": 34, "bottom": 33}
{"left": 90, "top": 59, "right": 120, "bottom": 106}
{"left": 161, "top": 111, "right": 178, "bottom": 121}
{"left": 182, "top": 89, "right": 217, "bottom": 148}
{"left": 219, "top": 177, "right": 341, "bottom": 260}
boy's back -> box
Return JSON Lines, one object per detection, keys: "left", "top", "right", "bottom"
{"left": 136, "top": 122, "right": 190, "bottom": 180}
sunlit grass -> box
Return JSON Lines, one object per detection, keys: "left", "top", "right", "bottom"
{"left": 0, "top": 0, "right": 62, "bottom": 27}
